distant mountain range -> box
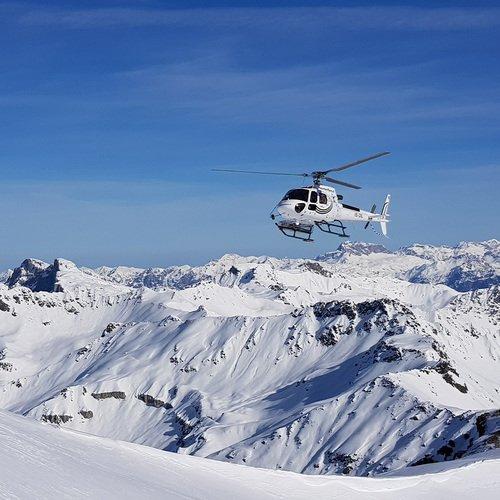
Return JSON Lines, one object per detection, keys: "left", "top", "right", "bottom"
{"left": 0, "top": 240, "right": 498, "bottom": 476}
{"left": 319, "top": 239, "right": 499, "bottom": 292}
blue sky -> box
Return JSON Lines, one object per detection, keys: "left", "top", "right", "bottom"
{"left": 0, "top": 1, "right": 499, "bottom": 269}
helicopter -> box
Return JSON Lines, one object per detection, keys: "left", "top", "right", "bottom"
{"left": 213, "top": 151, "right": 391, "bottom": 242}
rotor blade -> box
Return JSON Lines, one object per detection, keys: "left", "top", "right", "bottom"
{"left": 212, "top": 169, "right": 308, "bottom": 177}
{"left": 324, "top": 176, "right": 361, "bottom": 189}
{"left": 325, "top": 151, "right": 390, "bottom": 173}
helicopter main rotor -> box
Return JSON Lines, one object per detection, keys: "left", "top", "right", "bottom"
{"left": 212, "top": 151, "right": 390, "bottom": 190}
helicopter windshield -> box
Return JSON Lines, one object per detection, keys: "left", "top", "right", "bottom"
{"left": 282, "top": 189, "right": 309, "bottom": 202}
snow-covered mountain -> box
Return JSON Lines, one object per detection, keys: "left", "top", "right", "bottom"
{"left": 318, "top": 239, "right": 499, "bottom": 292}
{"left": 1, "top": 409, "right": 498, "bottom": 499}
{"left": 0, "top": 268, "right": 12, "bottom": 284}
{"left": 0, "top": 240, "right": 498, "bottom": 478}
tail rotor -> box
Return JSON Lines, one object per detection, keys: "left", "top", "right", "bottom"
{"left": 364, "top": 204, "right": 376, "bottom": 230}
{"left": 364, "top": 195, "right": 391, "bottom": 236}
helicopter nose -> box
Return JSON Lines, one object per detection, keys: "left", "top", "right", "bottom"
{"left": 277, "top": 200, "right": 305, "bottom": 218}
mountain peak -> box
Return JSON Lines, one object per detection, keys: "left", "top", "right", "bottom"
{"left": 53, "top": 258, "right": 78, "bottom": 270}
{"left": 6, "top": 258, "right": 86, "bottom": 292}
{"left": 400, "top": 240, "right": 499, "bottom": 259}
{"left": 317, "top": 241, "right": 391, "bottom": 260}
{"left": 338, "top": 241, "right": 391, "bottom": 255}
{"left": 6, "top": 258, "right": 56, "bottom": 292}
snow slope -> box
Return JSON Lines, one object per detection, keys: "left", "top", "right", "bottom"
{"left": 0, "top": 409, "right": 498, "bottom": 499}
{"left": 0, "top": 241, "right": 498, "bottom": 478}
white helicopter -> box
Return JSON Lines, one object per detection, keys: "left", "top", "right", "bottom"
{"left": 213, "top": 151, "right": 391, "bottom": 242}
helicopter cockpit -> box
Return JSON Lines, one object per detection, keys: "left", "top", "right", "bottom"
{"left": 280, "top": 188, "right": 332, "bottom": 214}
{"left": 282, "top": 188, "right": 330, "bottom": 203}
{"left": 282, "top": 189, "right": 309, "bottom": 202}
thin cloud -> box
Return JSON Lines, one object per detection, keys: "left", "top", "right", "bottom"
{"left": 2, "top": 54, "right": 496, "bottom": 130}
{"left": 114, "top": 57, "right": 498, "bottom": 128}
{"left": 16, "top": 6, "right": 500, "bottom": 31}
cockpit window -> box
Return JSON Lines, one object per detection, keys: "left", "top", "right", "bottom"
{"left": 283, "top": 189, "right": 309, "bottom": 202}
{"left": 319, "top": 192, "right": 327, "bottom": 204}
{"left": 310, "top": 191, "right": 318, "bottom": 203}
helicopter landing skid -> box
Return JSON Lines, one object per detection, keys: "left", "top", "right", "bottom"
{"left": 275, "top": 222, "right": 314, "bottom": 242}
{"left": 315, "top": 220, "right": 350, "bottom": 238}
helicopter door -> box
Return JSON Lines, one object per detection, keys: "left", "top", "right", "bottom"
{"left": 309, "top": 190, "right": 318, "bottom": 211}
{"left": 314, "top": 190, "right": 332, "bottom": 217}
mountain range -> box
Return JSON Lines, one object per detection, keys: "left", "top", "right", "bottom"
{"left": 0, "top": 239, "right": 498, "bottom": 477}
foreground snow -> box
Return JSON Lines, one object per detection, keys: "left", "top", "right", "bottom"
{"left": 0, "top": 410, "right": 498, "bottom": 499}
